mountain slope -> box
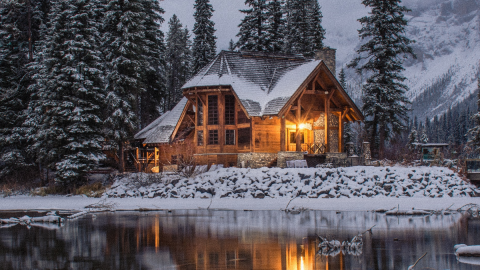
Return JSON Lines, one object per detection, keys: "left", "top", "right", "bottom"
{"left": 327, "top": 0, "right": 480, "bottom": 120}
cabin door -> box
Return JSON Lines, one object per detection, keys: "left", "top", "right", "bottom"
{"left": 287, "top": 130, "right": 306, "bottom": 152}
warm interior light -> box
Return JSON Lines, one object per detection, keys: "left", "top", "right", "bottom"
{"left": 299, "top": 123, "right": 306, "bottom": 130}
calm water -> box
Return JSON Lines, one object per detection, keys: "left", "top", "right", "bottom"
{"left": 1, "top": 210, "right": 479, "bottom": 270}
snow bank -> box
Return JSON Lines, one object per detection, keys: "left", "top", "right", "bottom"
{"left": 105, "top": 166, "right": 479, "bottom": 199}
{"left": 455, "top": 245, "right": 480, "bottom": 257}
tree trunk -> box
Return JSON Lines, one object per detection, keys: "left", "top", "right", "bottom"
{"left": 379, "top": 122, "right": 385, "bottom": 159}
{"left": 119, "top": 141, "right": 125, "bottom": 173}
{"left": 27, "top": 0, "right": 33, "bottom": 62}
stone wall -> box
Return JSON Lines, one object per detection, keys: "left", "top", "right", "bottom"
{"left": 237, "top": 153, "right": 278, "bottom": 168}
{"left": 277, "top": 151, "right": 305, "bottom": 168}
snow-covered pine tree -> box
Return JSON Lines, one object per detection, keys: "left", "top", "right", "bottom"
{"left": 103, "top": 0, "right": 164, "bottom": 171}
{"left": 26, "top": 0, "right": 105, "bottom": 185}
{"left": 139, "top": 0, "right": 166, "bottom": 128}
{"left": 407, "top": 128, "right": 418, "bottom": 152}
{"left": 192, "top": 0, "right": 217, "bottom": 74}
{"left": 228, "top": 39, "right": 236, "bottom": 51}
{"left": 0, "top": 0, "right": 48, "bottom": 178}
{"left": 432, "top": 115, "right": 439, "bottom": 143}
{"left": 468, "top": 78, "right": 480, "bottom": 151}
{"left": 264, "top": 0, "right": 285, "bottom": 53}
{"left": 348, "top": 0, "right": 415, "bottom": 159}
{"left": 285, "top": 0, "right": 325, "bottom": 57}
{"left": 236, "top": 0, "right": 268, "bottom": 52}
{"left": 339, "top": 68, "right": 347, "bottom": 89}
{"left": 420, "top": 128, "right": 428, "bottom": 144}
{"left": 164, "top": 15, "right": 192, "bottom": 111}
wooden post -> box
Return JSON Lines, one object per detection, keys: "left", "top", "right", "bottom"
{"left": 194, "top": 97, "right": 198, "bottom": 147}
{"left": 296, "top": 98, "right": 302, "bottom": 152}
{"left": 324, "top": 97, "right": 329, "bottom": 153}
{"left": 338, "top": 113, "right": 343, "bottom": 153}
{"left": 219, "top": 93, "right": 225, "bottom": 153}
{"left": 280, "top": 116, "right": 286, "bottom": 151}
{"left": 251, "top": 118, "right": 255, "bottom": 152}
{"left": 136, "top": 147, "right": 140, "bottom": 172}
{"left": 154, "top": 147, "right": 158, "bottom": 168}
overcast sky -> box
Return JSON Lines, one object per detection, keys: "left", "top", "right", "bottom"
{"left": 159, "top": 0, "right": 371, "bottom": 52}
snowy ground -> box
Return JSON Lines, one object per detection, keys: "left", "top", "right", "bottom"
{"left": 1, "top": 166, "right": 480, "bottom": 212}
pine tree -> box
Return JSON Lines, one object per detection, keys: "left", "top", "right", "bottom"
{"left": 192, "top": 0, "right": 217, "bottom": 74}
{"left": 228, "top": 39, "right": 236, "bottom": 51}
{"left": 348, "top": 0, "right": 415, "bottom": 159}
{"left": 103, "top": 0, "right": 157, "bottom": 172}
{"left": 339, "top": 68, "right": 347, "bottom": 89}
{"left": 26, "top": 0, "right": 105, "bottom": 185}
{"left": 468, "top": 78, "right": 480, "bottom": 151}
{"left": 164, "top": 15, "right": 192, "bottom": 111}
{"left": 264, "top": 0, "right": 285, "bottom": 53}
{"left": 138, "top": 0, "right": 166, "bottom": 128}
{"left": 285, "top": 0, "right": 325, "bottom": 57}
{"left": 420, "top": 128, "right": 428, "bottom": 144}
{"left": 407, "top": 128, "right": 418, "bottom": 151}
{"left": 236, "top": 0, "right": 268, "bottom": 52}
{"left": 0, "top": 0, "right": 48, "bottom": 178}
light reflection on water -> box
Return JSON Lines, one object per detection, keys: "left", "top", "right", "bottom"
{"left": 0, "top": 210, "right": 479, "bottom": 269}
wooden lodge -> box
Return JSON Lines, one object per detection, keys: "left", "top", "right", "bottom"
{"left": 129, "top": 49, "right": 363, "bottom": 172}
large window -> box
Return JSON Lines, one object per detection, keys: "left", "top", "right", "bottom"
{"left": 208, "top": 95, "right": 218, "bottom": 125}
{"left": 197, "top": 99, "right": 203, "bottom": 126}
{"left": 208, "top": 130, "right": 219, "bottom": 145}
{"left": 225, "top": 95, "right": 235, "bottom": 125}
{"left": 225, "top": 130, "right": 235, "bottom": 145}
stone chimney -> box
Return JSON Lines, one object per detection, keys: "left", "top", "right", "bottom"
{"left": 315, "top": 48, "right": 336, "bottom": 75}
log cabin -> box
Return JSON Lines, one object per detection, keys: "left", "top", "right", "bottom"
{"left": 128, "top": 49, "right": 363, "bottom": 172}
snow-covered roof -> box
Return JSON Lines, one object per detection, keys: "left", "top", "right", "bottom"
{"left": 134, "top": 98, "right": 188, "bottom": 144}
{"left": 182, "top": 51, "right": 321, "bottom": 116}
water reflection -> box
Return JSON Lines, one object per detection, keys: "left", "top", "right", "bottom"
{"left": 0, "top": 210, "right": 479, "bottom": 269}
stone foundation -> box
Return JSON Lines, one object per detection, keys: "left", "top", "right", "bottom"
{"left": 277, "top": 151, "right": 305, "bottom": 168}
{"left": 237, "top": 153, "right": 277, "bottom": 168}
{"left": 326, "top": 152, "right": 347, "bottom": 159}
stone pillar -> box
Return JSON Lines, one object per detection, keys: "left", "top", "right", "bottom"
{"left": 315, "top": 48, "right": 336, "bottom": 74}
{"left": 346, "top": 142, "right": 355, "bottom": 157}
{"left": 363, "top": 142, "right": 371, "bottom": 165}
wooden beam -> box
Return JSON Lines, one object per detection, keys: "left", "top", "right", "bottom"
{"left": 339, "top": 113, "right": 343, "bottom": 153}
{"left": 324, "top": 96, "right": 329, "bottom": 153}
{"left": 280, "top": 116, "right": 286, "bottom": 151}
{"left": 219, "top": 93, "right": 225, "bottom": 153}
{"left": 251, "top": 118, "right": 255, "bottom": 152}
{"left": 341, "top": 107, "right": 349, "bottom": 120}
{"left": 296, "top": 98, "right": 302, "bottom": 152}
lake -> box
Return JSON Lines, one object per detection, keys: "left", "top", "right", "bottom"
{"left": 1, "top": 210, "right": 479, "bottom": 269}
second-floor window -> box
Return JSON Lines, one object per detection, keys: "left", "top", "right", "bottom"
{"left": 208, "top": 95, "right": 218, "bottom": 125}
{"left": 225, "top": 95, "right": 235, "bottom": 125}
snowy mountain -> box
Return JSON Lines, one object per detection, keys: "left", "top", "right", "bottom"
{"left": 327, "top": 0, "right": 480, "bottom": 120}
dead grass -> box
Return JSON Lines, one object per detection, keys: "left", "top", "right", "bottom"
{"left": 75, "top": 182, "right": 106, "bottom": 198}
{"left": 30, "top": 186, "right": 61, "bottom": 197}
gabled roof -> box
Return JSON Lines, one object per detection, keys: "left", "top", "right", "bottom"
{"left": 183, "top": 51, "right": 322, "bottom": 116}
{"left": 134, "top": 98, "right": 188, "bottom": 144}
